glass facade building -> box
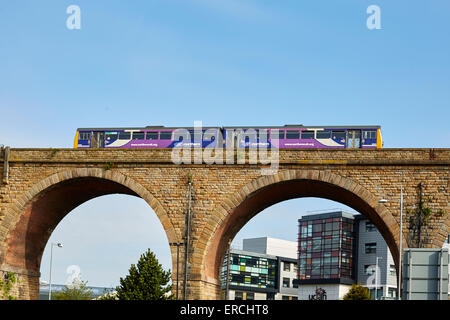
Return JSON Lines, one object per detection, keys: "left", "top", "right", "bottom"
{"left": 297, "top": 212, "right": 355, "bottom": 284}
{"left": 221, "top": 249, "right": 278, "bottom": 294}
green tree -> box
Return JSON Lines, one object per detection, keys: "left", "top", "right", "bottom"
{"left": 52, "top": 280, "right": 94, "bottom": 300}
{"left": 115, "top": 249, "right": 173, "bottom": 300}
{"left": 0, "top": 272, "right": 17, "bottom": 300}
{"left": 343, "top": 284, "right": 372, "bottom": 300}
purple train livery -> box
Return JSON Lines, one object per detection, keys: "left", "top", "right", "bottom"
{"left": 74, "top": 125, "right": 383, "bottom": 149}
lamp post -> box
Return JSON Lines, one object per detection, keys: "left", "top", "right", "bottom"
{"left": 379, "top": 183, "right": 403, "bottom": 300}
{"left": 48, "top": 242, "right": 62, "bottom": 300}
{"left": 375, "top": 256, "right": 382, "bottom": 300}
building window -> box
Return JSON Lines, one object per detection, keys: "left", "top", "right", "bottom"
{"left": 292, "top": 279, "right": 298, "bottom": 288}
{"left": 388, "top": 287, "right": 397, "bottom": 298}
{"left": 282, "top": 295, "right": 290, "bottom": 300}
{"left": 234, "top": 291, "right": 243, "bottom": 300}
{"left": 283, "top": 262, "right": 291, "bottom": 272}
{"left": 365, "top": 221, "right": 376, "bottom": 232}
{"left": 365, "top": 243, "right": 377, "bottom": 254}
{"left": 282, "top": 278, "right": 290, "bottom": 288}
{"left": 246, "top": 292, "right": 254, "bottom": 300}
{"left": 389, "top": 265, "right": 396, "bottom": 276}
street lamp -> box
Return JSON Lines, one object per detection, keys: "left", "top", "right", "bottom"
{"left": 48, "top": 242, "right": 62, "bottom": 300}
{"left": 375, "top": 256, "right": 383, "bottom": 300}
{"left": 379, "top": 183, "right": 403, "bottom": 300}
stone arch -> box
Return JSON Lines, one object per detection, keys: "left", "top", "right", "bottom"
{"left": 0, "top": 168, "right": 176, "bottom": 299}
{"left": 195, "top": 169, "right": 403, "bottom": 299}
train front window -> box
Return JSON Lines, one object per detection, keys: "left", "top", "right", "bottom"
{"left": 118, "top": 132, "right": 131, "bottom": 140}
{"left": 132, "top": 132, "right": 145, "bottom": 140}
{"left": 363, "top": 131, "right": 377, "bottom": 140}
{"left": 79, "top": 132, "right": 91, "bottom": 141}
{"left": 146, "top": 131, "right": 158, "bottom": 140}
{"left": 286, "top": 130, "right": 299, "bottom": 139}
{"left": 160, "top": 132, "right": 172, "bottom": 140}
{"left": 301, "top": 131, "right": 315, "bottom": 139}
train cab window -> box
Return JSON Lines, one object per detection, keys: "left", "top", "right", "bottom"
{"left": 118, "top": 132, "right": 131, "bottom": 140}
{"left": 132, "top": 132, "right": 145, "bottom": 140}
{"left": 146, "top": 131, "right": 158, "bottom": 140}
{"left": 159, "top": 132, "right": 172, "bottom": 140}
{"left": 286, "top": 130, "right": 300, "bottom": 139}
{"left": 301, "top": 131, "right": 315, "bottom": 139}
{"left": 316, "top": 131, "right": 331, "bottom": 139}
{"left": 332, "top": 131, "right": 345, "bottom": 140}
{"left": 79, "top": 132, "right": 91, "bottom": 140}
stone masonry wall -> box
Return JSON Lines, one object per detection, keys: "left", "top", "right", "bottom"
{"left": 0, "top": 148, "right": 448, "bottom": 299}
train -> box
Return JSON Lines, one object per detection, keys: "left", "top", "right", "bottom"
{"left": 74, "top": 125, "right": 382, "bottom": 149}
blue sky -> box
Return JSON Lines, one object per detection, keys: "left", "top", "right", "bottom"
{"left": 1, "top": 1, "right": 449, "bottom": 288}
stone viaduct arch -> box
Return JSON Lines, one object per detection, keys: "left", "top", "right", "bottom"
{"left": 196, "top": 170, "right": 401, "bottom": 299}
{"left": 0, "top": 168, "right": 176, "bottom": 300}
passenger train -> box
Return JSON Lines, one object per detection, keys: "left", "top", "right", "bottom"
{"left": 74, "top": 125, "right": 382, "bottom": 149}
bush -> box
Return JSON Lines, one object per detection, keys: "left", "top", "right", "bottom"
{"left": 343, "top": 284, "right": 372, "bottom": 300}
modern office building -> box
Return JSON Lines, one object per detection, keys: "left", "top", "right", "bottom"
{"left": 295, "top": 211, "right": 398, "bottom": 300}
{"left": 221, "top": 237, "right": 298, "bottom": 300}
{"left": 296, "top": 211, "right": 356, "bottom": 300}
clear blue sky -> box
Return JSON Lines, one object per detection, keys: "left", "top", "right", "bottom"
{"left": 1, "top": 1, "right": 449, "bottom": 288}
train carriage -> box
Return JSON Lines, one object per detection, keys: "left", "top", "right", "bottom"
{"left": 74, "top": 125, "right": 382, "bottom": 149}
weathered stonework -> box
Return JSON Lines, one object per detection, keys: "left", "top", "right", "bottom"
{"left": 0, "top": 148, "right": 448, "bottom": 299}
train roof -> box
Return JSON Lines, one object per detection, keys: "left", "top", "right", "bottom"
{"left": 77, "top": 125, "right": 381, "bottom": 131}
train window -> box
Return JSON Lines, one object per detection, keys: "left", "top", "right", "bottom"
{"left": 146, "top": 131, "right": 158, "bottom": 140}
{"left": 274, "top": 130, "right": 285, "bottom": 140}
{"left": 118, "top": 132, "right": 131, "bottom": 140}
{"left": 316, "top": 131, "right": 331, "bottom": 139}
{"left": 105, "top": 133, "right": 118, "bottom": 140}
{"left": 363, "top": 131, "right": 377, "bottom": 139}
{"left": 159, "top": 131, "right": 172, "bottom": 140}
{"left": 188, "top": 130, "right": 203, "bottom": 141}
{"left": 332, "top": 131, "right": 345, "bottom": 140}
{"left": 79, "top": 132, "right": 91, "bottom": 140}
{"left": 132, "top": 132, "right": 145, "bottom": 140}
{"left": 286, "top": 130, "right": 300, "bottom": 139}
{"left": 301, "top": 131, "right": 315, "bottom": 139}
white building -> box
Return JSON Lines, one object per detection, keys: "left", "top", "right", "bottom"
{"left": 354, "top": 215, "right": 398, "bottom": 299}
{"left": 243, "top": 237, "right": 298, "bottom": 300}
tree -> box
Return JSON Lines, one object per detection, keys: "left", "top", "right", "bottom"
{"left": 0, "top": 272, "right": 17, "bottom": 300}
{"left": 52, "top": 280, "right": 94, "bottom": 300}
{"left": 115, "top": 249, "right": 173, "bottom": 300}
{"left": 343, "top": 284, "right": 371, "bottom": 300}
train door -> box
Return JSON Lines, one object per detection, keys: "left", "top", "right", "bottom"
{"left": 346, "top": 130, "right": 361, "bottom": 148}
{"left": 92, "top": 131, "right": 105, "bottom": 148}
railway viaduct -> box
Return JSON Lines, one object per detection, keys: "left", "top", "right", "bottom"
{"left": 0, "top": 147, "right": 448, "bottom": 299}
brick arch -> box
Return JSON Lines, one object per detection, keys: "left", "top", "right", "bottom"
{"left": 196, "top": 169, "right": 403, "bottom": 299}
{"left": 0, "top": 168, "right": 175, "bottom": 299}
